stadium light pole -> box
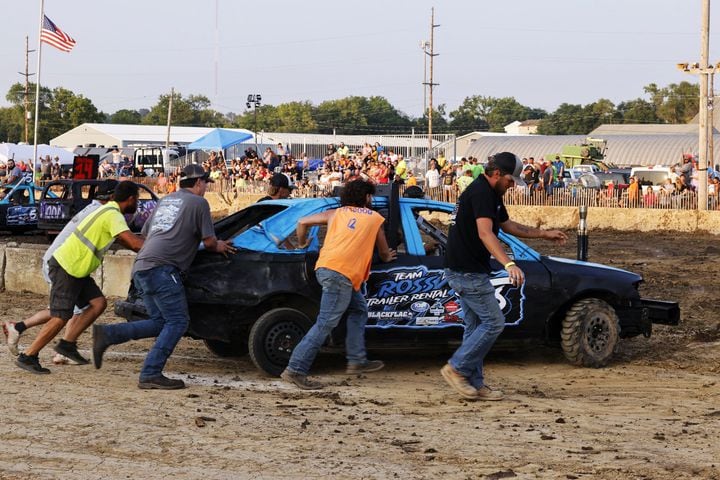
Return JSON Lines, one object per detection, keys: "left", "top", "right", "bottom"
{"left": 246, "top": 93, "right": 262, "bottom": 155}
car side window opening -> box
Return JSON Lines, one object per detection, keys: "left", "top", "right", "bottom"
{"left": 80, "top": 185, "right": 92, "bottom": 200}
{"left": 412, "top": 209, "right": 450, "bottom": 257}
{"left": 221, "top": 204, "right": 287, "bottom": 241}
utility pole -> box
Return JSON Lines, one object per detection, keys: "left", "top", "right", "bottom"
{"left": 423, "top": 7, "right": 439, "bottom": 163}
{"left": 677, "top": 0, "right": 714, "bottom": 211}
{"left": 165, "top": 87, "right": 174, "bottom": 170}
{"left": 710, "top": 71, "right": 715, "bottom": 169}
{"left": 19, "top": 36, "right": 36, "bottom": 144}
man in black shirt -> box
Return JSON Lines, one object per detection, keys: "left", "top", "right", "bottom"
{"left": 257, "top": 173, "right": 295, "bottom": 202}
{"left": 442, "top": 152, "right": 567, "bottom": 401}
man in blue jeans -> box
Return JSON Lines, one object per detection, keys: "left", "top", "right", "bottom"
{"left": 281, "top": 179, "right": 396, "bottom": 390}
{"left": 92, "top": 164, "right": 236, "bottom": 390}
{"left": 442, "top": 152, "right": 567, "bottom": 401}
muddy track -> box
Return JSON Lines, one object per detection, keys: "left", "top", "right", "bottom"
{"left": 1, "top": 230, "right": 719, "bottom": 479}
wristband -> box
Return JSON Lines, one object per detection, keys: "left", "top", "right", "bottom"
{"left": 504, "top": 261, "right": 516, "bottom": 270}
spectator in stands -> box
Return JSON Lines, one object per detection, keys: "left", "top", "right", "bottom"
{"left": 133, "top": 165, "right": 147, "bottom": 178}
{"left": 51, "top": 158, "right": 62, "bottom": 180}
{"left": 40, "top": 155, "right": 52, "bottom": 181}
{"left": 643, "top": 187, "right": 658, "bottom": 208}
{"left": 457, "top": 169, "right": 474, "bottom": 194}
{"left": 441, "top": 164, "right": 456, "bottom": 201}
{"left": 541, "top": 160, "right": 554, "bottom": 196}
{"left": 426, "top": 158, "right": 441, "bottom": 189}
{"left": 5, "top": 160, "right": 22, "bottom": 184}
{"left": 627, "top": 176, "right": 640, "bottom": 207}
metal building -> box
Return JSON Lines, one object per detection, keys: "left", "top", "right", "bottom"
{"left": 463, "top": 134, "right": 720, "bottom": 167}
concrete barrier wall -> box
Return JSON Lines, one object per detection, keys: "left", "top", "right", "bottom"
{"left": 0, "top": 205, "right": 717, "bottom": 296}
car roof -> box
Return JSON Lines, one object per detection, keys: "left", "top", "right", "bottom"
{"left": 231, "top": 196, "right": 541, "bottom": 262}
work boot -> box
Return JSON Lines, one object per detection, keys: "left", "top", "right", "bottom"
{"left": 138, "top": 375, "right": 186, "bottom": 390}
{"left": 280, "top": 368, "right": 323, "bottom": 390}
{"left": 3, "top": 321, "right": 21, "bottom": 356}
{"left": 53, "top": 340, "right": 90, "bottom": 365}
{"left": 440, "top": 363, "right": 477, "bottom": 400}
{"left": 475, "top": 385, "right": 504, "bottom": 401}
{"left": 346, "top": 359, "right": 385, "bottom": 374}
{"left": 92, "top": 324, "right": 110, "bottom": 369}
{"left": 15, "top": 353, "right": 51, "bottom": 374}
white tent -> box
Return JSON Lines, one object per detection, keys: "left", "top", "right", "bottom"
{"left": 0, "top": 143, "right": 75, "bottom": 167}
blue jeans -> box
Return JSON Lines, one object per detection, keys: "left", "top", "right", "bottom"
{"left": 444, "top": 269, "right": 505, "bottom": 388}
{"left": 103, "top": 265, "right": 189, "bottom": 380}
{"left": 287, "top": 268, "right": 368, "bottom": 375}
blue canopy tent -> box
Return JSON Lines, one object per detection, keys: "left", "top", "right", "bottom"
{"left": 188, "top": 128, "right": 254, "bottom": 150}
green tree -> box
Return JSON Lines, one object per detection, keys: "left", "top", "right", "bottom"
{"left": 314, "top": 96, "right": 412, "bottom": 134}
{"left": 448, "top": 95, "right": 493, "bottom": 134}
{"left": 644, "top": 82, "right": 699, "bottom": 123}
{"left": 537, "top": 103, "right": 585, "bottom": 135}
{"left": 616, "top": 98, "right": 659, "bottom": 124}
{"left": 110, "top": 109, "right": 142, "bottom": 124}
{"left": 3, "top": 82, "right": 102, "bottom": 143}
{"left": 413, "top": 104, "right": 449, "bottom": 131}
{"left": 449, "top": 95, "right": 546, "bottom": 134}
{"left": 537, "top": 100, "right": 619, "bottom": 135}
{"left": 143, "top": 92, "right": 226, "bottom": 127}
{"left": 486, "top": 97, "right": 545, "bottom": 132}
{"left": 274, "top": 101, "right": 316, "bottom": 132}
{"left": 0, "top": 107, "right": 24, "bottom": 143}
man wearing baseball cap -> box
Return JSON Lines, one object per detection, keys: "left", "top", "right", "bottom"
{"left": 93, "top": 164, "right": 236, "bottom": 389}
{"left": 258, "top": 172, "right": 296, "bottom": 202}
{"left": 441, "top": 152, "right": 567, "bottom": 401}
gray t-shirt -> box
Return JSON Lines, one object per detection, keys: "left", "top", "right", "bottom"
{"left": 132, "top": 189, "right": 215, "bottom": 274}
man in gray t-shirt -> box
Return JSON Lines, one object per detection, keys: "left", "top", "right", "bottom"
{"left": 94, "top": 164, "right": 236, "bottom": 390}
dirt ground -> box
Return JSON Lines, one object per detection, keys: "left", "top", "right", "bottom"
{"left": 1, "top": 230, "right": 719, "bottom": 480}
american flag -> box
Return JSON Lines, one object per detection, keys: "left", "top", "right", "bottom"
{"left": 41, "top": 15, "right": 76, "bottom": 52}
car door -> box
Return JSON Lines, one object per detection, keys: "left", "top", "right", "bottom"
{"left": 364, "top": 198, "right": 552, "bottom": 340}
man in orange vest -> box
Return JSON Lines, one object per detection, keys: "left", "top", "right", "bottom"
{"left": 281, "top": 179, "right": 396, "bottom": 389}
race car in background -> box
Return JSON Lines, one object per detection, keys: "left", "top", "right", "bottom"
{"left": 115, "top": 185, "right": 679, "bottom": 376}
{"left": 38, "top": 179, "right": 158, "bottom": 236}
{"left": 0, "top": 177, "right": 51, "bottom": 234}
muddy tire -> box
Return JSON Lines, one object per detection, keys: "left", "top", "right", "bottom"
{"left": 248, "top": 308, "right": 312, "bottom": 377}
{"left": 203, "top": 338, "right": 248, "bottom": 358}
{"left": 561, "top": 298, "right": 620, "bottom": 368}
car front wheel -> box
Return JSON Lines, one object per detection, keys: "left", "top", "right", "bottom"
{"left": 248, "top": 308, "right": 312, "bottom": 376}
{"left": 561, "top": 298, "right": 620, "bottom": 368}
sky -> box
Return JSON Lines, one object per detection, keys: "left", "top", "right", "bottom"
{"left": 0, "top": 0, "right": 718, "bottom": 120}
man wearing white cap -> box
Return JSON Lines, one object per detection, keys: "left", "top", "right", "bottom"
{"left": 441, "top": 152, "right": 567, "bottom": 401}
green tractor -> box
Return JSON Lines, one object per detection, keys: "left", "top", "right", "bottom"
{"left": 545, "top": 137, "right": 613, "bottom": 171}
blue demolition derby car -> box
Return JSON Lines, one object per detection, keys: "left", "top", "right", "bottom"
{"left": 115, "top": 186, "right": 679, "bottom": 376}
{"left": 0, "top": 177, "right": 53, "bottom": 233}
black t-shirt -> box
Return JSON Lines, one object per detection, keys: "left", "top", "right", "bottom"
{"left": 444, "top": 175, "right": 509, "bottom": 274}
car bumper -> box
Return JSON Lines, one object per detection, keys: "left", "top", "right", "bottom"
{"left": 616, "top": 298, "right": 680, "bottom": 338}
{"left": 640, "top": 299, "right": 680, "bottom": 326}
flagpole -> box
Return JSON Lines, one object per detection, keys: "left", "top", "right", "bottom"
{"left": 31, "top": 0, "right": 45, "bottom": 176}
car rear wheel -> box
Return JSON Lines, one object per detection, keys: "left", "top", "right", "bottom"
{"left": 248, "top": 308, "right": 312, "bottom": 376}
{"left": 561, "top": 298, "right": 620, "bottom": 368}
{"left": 203, "top": 338, "right": 248, "bottom": 358}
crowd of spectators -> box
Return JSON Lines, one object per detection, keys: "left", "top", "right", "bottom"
{"left": 4, "top": 145, "right": 720, "bottom": 210}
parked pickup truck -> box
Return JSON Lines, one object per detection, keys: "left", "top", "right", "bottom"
{"left": 38, "top": 179, "right": 158, "bottom": 235}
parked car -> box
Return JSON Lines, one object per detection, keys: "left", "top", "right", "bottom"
{"left": 0, "top": 180, "right": 49, "bottom": 233}
{"left": 630, "top": 167, "right": 673, "bottom": 193}
{"left": 115, "top": 186, "right": 680, "bottom": 376}
{"left": 38, "top": 179, "right": 159, "bottom": 235}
